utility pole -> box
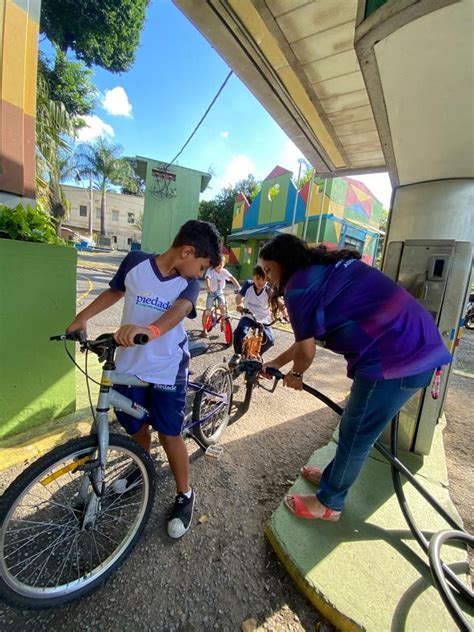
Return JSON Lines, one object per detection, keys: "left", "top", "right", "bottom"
{"left": 315, "top": 178, "right": 327, "bottom": 245}
{"left": 291, "top": 158, "right": 306, "bottom": 235}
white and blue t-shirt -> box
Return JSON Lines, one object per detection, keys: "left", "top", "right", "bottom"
{"left": 239, "top": 280, "right": 272, "bottom": 325}
{"left": 109, "top": 252, "right": 200, "bottom": 385}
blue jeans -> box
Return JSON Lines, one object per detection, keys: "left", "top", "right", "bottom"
{"left": 233, "top": 316, "right": 275, "bottom": 355}
{"left": 317, "top": 369, "right": 434, "bottom": 511}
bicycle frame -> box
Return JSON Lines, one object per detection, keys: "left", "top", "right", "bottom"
{"left": 70, "top": 338, "right": 229, "bottom": 524}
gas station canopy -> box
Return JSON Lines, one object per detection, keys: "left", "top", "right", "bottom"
{"left": 173, "top": 0, "right": 474, "bottom": 187}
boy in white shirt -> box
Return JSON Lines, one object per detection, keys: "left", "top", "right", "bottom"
{"left": 202, "top": 255, "right": 240, "bottom": 337}
{"left": 229, "top": 265, "right": 287, "bottom": 367}
{"left": 67, "top": 220, "right": 222, "bottom": 540}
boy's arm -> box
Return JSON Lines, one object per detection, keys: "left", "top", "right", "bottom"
{"left": 67, "top": 288, "right": 124, "bottom": 333}
{"left": 235, "top": 292, "right": 244, "bottom": 312}
{"left": 228, "top": 274, "right": 241, "bottom": 291}
{"left": 205, "top": 277, "right": 212, "bottom": 292}
{"left": 113, "top": 299, "right": 194, "bottom": 347}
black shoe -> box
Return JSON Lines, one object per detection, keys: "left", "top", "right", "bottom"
{"left": 111, "top": 466, "right": 141, "bottom": 494}
{"left": 228, "top": 354, "right": 241, "bottom": 369}
{"left": 167, "top": 489, "right": 195, "bottom": 539}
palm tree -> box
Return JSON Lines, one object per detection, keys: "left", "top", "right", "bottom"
{"left": 74, "top": 138, "right": 137, "bottom": 236}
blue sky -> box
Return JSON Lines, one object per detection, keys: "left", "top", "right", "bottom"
{"left": 42, "top": 0, "right": 392, "bottom": 207}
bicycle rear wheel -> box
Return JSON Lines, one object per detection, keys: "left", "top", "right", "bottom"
{"left": 0, "top": 433, "right": 155, "bottom": 609}
{"left": 192, "top": 363, "right": 233, "bottom": 447}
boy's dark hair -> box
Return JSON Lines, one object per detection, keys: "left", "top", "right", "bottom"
{"left": 253, "top": 265, "right": 265, "bottom": 279}
{"left": 172, "top": 220, "right": 222, "bottom": 267}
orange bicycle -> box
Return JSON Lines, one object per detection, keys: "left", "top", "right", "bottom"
{"left": 230, "top": 308, "right": 286, "bottom": 412}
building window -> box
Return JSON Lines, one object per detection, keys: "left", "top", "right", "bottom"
{"left": 96, "top": 208, "right": 101, "bottom": 219}
{"left": 112, "top": 235, "right": 117, "bottom": 244}
{"left": 127, "top": 237, "right": 132, "bottom": 245}
{"left": 79, "top": 205, "right": 87, "bottom": 217}
{"left": 344, "top": 235, "right": 365, "bottom": 253}
{"left": 112, "top": 210, "right": 119, "bottom": 222}
{"left": 128, "top": 212, "right": 135, "bottom": 224}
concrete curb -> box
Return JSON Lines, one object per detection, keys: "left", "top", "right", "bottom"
{"left": 0, "top": 408, "right": 93, "bottom": 472}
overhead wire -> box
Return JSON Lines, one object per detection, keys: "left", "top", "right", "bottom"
{"left": 163, "top": 69, "right": 233, "bottom": 171}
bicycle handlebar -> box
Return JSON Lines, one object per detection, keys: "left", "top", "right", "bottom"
{"left": 240, "top": 308, "right": 285, "bottom": 328}
{"left": 50, "top": 330, "right": 149, "bottom": 348}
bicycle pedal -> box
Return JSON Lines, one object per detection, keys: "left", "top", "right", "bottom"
{"left": 204, "top": 445, "right": 224, "bottom": 461}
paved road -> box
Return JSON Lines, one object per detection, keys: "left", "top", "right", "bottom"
{"left": 1, "top": 252, "right": 472, "bottom": 631}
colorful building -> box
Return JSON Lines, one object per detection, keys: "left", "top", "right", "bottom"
{"left": 228, "top": 166, "right": 384, "bottom": 280}
{"left": 135, "top": 156, "right": 211, "bottom": 253}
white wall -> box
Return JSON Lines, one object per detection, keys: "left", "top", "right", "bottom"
{"left": 387, "top": 179, "right": 474, "bottom": 243}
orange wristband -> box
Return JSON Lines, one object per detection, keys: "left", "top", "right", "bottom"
{"left": 148, "top": 325, "right": 161, "bottom": 339}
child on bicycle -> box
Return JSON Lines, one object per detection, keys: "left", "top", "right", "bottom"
{"left": 202, "top": 255, "right": 240, "bottom": 337}
{"left": 67, "top": 220, "right": 222, "bottom": 539}
{"left": 228, "top": 265, "right": 287, "bottom": 368}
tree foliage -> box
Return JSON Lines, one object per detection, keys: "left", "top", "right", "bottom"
{"left": 74, "top": 138, "right": 138, "bottom": 235}
{"left": 38, "top": 49, "right": 97, "bottom": 117}
{"left": 199, "top": 175, "right": 261, "bottom": 243}
{"left": 40, "top": 0, "right": 149, "bottom": 72}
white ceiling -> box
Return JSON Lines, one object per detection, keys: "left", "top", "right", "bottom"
{"left": 374, "top": 0, "right": 474, "bottom": 185}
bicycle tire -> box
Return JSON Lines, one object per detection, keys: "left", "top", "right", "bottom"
{"left": 243, "top": 376, "right": 255, "bottom": 413}
{"left": 192, "top": 363, "right": 233, "bottom": 447}
{"left": 0, "top": 433, "right": 156, "bottom": 609}
{"left": 465, "top": 314, "right": 474, "bottom": 330}
{"left": 224, "top": 319, "right": 233, "bottom": 347}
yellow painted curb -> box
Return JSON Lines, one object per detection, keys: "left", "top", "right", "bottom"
{"left": 264, "top": 523, "right": 362, "bottom": 632}
{"left": 0, "top": 410, "right": 93, "bottom": 472}
{"left": 76, "top": 274, "right": 94, "bottom": 305}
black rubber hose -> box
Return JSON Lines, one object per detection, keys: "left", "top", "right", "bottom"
{"left": 429, "top": 530, "right": 474, "bottom": 631}
{"left": 381, "top": 419, "right": 473, "bottom": 606}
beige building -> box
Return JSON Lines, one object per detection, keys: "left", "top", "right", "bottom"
{"left": 61, "top": 184, "right": 144, "bottom": 251}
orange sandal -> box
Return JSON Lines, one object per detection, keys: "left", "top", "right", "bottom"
{"left": 283, "top": 494, "right": 341, "bottom": 521}
{"left": 300, "top": 465, "right": 322, "bottom": 485}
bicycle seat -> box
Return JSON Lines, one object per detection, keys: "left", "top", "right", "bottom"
{"left": 189, "top": 341, "right": 208, "bottom": 358}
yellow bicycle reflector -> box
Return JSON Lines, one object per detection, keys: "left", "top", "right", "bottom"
{"left": 40, "top": 455, "right": 91, "bottom": 486}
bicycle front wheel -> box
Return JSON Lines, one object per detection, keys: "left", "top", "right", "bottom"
{"left": 192, "top": 363, "right": 233, "bottom": 447}
{"left": 0, "top": 433, "right": 156, "bottom": 609}
{"left": 224, "top": 319, "right": 233, "bottom": 347}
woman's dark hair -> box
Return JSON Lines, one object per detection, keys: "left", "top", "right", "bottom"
{"left": 253, "top": 265, "right": 265, "bottom": 279}
{"left": 259, "top": 233, "right": 361, "bottom": 295}
{"left": 172, "top": 220, "right": 222, "bottom": 267}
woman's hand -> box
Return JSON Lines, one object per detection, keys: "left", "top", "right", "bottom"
{"left": 261, "top": 359, "right": 282, "bottom": 376}
{"left": 283, "top": 373, "right": 303, "bottom": 391}
{"left": 113, "top": 324, "right": 154, "bottom": 347}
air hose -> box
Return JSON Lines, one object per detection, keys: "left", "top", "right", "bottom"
{"left": 268, "top": 373, "right": 474, "bottom": 630}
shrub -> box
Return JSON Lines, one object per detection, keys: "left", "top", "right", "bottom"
{"left": 0, "top": 203, "right": 69, "bottom": 246}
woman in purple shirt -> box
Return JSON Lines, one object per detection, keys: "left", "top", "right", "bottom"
{"left": 260, "top": 234, "right": 451, "bottom": 522}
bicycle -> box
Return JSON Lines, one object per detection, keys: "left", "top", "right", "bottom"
{"left": 230, "top": 308, "right": 286, "bottom": 412}
{"left": 204, "top": 296, "right": 233, "bottom": 347}
{"left": 0, "top": 330, "right": 232, "bottom": 609}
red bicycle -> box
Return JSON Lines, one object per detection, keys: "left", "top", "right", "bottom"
{"left": 204, "top": 296, "right": 233, "bottom": 347}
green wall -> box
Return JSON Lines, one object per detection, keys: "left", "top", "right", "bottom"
{"left": 140, "top": 159, "right": 209, "bottom": 253}
{"left": 0, "top": 240, "right": 77, "bottom": 438}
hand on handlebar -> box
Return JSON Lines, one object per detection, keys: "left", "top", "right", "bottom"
{"left": 236, "top": 305, "right": 245, "bottom": 313}
{"left": 113, "top": 324, "right": 153, "bottom": 347}
{"left": 261, "top": 360, "right": 282, "bottom": 377}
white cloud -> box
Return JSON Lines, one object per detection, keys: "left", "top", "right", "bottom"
{"left": 220, "top": 130, "right": 229, "bottom": 139}
{"left": 76, "top": 115, "right": 115, "bottom": 142}
{"left": 275, "top": 138, "right": 311, "bottom": 180}
{"left": 201, "top": 154, "right": 256, "bottom": 200}
{"left": 221, "top": 154, "right": 256, "bottom": 186}
{"left": 102, "top": 87, "right": 133, "bottom": 117}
